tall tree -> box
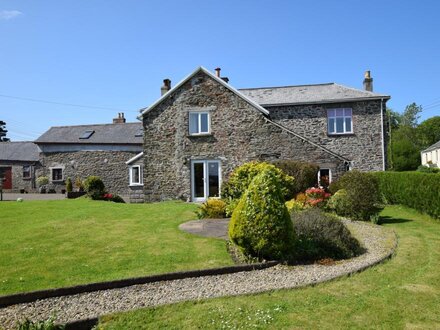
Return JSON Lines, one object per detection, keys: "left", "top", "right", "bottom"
{"left": 400, "top": 103, "right": 422, "bottom": 128}
{"left": 0, "top": 121, "right": 10, "bottom": 142}
{"left": 417, "top": 116, "right": 440, "bottom": 148}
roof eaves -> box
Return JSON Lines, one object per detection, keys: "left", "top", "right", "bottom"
{"left": 138, "top": 66, "right": 270, "bottom": 118}
{"left": 261, "top": 96, "right": 391, "bottom": 107}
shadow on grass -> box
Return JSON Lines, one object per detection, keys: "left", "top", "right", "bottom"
{"left": 379, "top": 216, "right": 413, "bottom": 224}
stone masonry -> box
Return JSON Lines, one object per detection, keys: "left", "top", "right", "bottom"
{"left": 142, "top": 71, "right": 360, "bottom": 202}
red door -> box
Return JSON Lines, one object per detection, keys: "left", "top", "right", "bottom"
{"left": 0, "top": 167, "right": 12, "bottom": 189}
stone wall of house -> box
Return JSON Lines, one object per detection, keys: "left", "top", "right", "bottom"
{"left": 142, "top": 71, "right": 350, "bottom": 202}
{"left": 128, "top": 156, "right": 145, "bottom": 203}
{"left": 0, "top": 163, "right": 40, "bottom": 193}
{"left": 36, "top": 151, "right": 138, "bottom": 195}
{"left": 268, "top": 99, "right": 388, "bottom": 172}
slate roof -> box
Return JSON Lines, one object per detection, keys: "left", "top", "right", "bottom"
{"left": 422, "top": 140, "right": 440, "bottom": 153}
{"left": 239, "top": 83, "right": 390, "bottom": 106}
{"left": 35, "top": 122, "right": 143, "bottom": 145}
{"left": 0, "top": 142, "right": 40, "bottom": 162}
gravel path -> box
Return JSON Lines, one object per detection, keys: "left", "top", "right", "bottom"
{"left": 0, "top": 220, "right": 396, "bottom": 329}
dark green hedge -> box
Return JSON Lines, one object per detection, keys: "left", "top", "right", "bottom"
{"left": 373, "top": 171, "right": 440, "bottom": 219}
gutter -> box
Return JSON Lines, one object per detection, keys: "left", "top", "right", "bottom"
{"left": 380, "top": 98, "right": 386, "bottom": 171}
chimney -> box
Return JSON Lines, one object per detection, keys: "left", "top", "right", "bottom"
{"left": 363, "top": 70, "right": 373, "bottom": 92}
{"left": 113, "top": 112, "right": 126, "bottom": 124}
{"left": 215, "top": 67, "right": 229, "bottom": 83}
{"left": 161, "top": 79, "right": 171, "bottom": 96}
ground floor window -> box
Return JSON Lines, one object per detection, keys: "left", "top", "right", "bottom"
{"left": 22, "top": 165, "right": 32, "bottom": 179}
{"left": 51, "top": 168, "right": 63, "bottom": 182}
{"left": 191, "top": 160, "right": 221, "bottom": 202}
{"left": 129, "top": 165, "right": 143, "bottom": 185}
{"left": 318, "top": 168, "right": 331, "bottom": 187}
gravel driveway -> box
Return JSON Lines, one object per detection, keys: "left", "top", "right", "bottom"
{"left": 0, "top": 220, "right": 396, "bottom": 329}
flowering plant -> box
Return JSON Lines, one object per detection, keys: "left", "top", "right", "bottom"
{"left": 305, "top": 187, "right": 331, "bottom": 208}
{"left": 103, "top": 193, "right": 113, "bottom": 200}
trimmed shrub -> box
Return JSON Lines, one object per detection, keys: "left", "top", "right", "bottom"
{"left": 83, "top": 176, "right": 106, "bottom": 200}
{"left": 65, "top": 177, "right": 73, "bottom": 193}
{"left": 103, "top": 193, "right": 125, "bottom": 203}
{"left": 373, "top": 171, "right": 440, "bottom": 219}
{"left": 74, "top": 177, "right": 84, "bottom": 192}
{"left": 223, "top": 161, "right": 294, "bottom": 215}
{"left": 196, "top": 199, "right": 227, "bottom": 219}
{"left": 272, "top": 160, "right": 319, "bottom": 195}
{"left": 417, "top": 165, "right": 440, "bottom": 174}
{"left": 285, "top": 198, "right": 307, "bottom": 213}
{"left": 229, "top": 168, "right": 295, "bottom": 261}
{"left": 330, "top": 170, "right": 383, "bottom": 221}
{"left": 291, "top": 208, "right": 363, "bottom": 261}
{"left": 327, "top": 189, "right": 351, "bottom": 217}
{"left": 36, "top": 176, "right": 49, "bottom": 187}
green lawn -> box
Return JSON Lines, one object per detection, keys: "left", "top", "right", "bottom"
{"left": 0, "top": 199, "right": 233, "bottom": 295}
{"left": 99, "top": 205, "right": 440, "bottom": 329}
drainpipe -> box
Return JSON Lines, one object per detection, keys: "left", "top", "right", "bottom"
{"left": 380, "top": 98, "right": 386, "bottom": 171}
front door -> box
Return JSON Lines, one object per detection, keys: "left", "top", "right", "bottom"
{"left": 0, "top": 167, "right": 12, "bottom": 189}
{"left": 191, "top": 160, "right": 221, "bottom": 202}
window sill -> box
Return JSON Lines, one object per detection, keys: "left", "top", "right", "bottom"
{"left": 51, "top": 180, "right": 64, "bottom": 183}
{"left": 327, "top": 132, "right": 355, "bottom": 137}
{"left": 187, "top": 133, "right": 212, "bottom": 137}
{"left": 22, "top": 177, "right": 32, "bottom": 180}
{"left": 129, "top": 183, "right": 144, "bottom": 187}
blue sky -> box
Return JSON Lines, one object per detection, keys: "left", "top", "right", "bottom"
{"left": 1, "top": 0, "right": 439, "bottom": 141}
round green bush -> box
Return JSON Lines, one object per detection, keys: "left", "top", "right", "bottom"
{"left": 291, "top": 208, "right": 363, "bottom": 261}
{"left": 83, "top": 176, "right": 106, "bottom": 200}
{"left": 327, "top": 189, "right": 351, "bottom": 216}
{"left": 228, "top": 168, "right": 295, "bottom": 261}
{"left": 222, "top": 161, "right": 294, "bottom": 215}
{"left": 196, "top": 199, "right": 227, "bottom": 219}
{"left": 330, "top": 170, "right": 383, "bottom": 221}
{"left": 272, "top": 160, "right": 319, "bottom": 195}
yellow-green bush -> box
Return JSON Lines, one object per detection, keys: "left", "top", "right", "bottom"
{"left": 228, "top": 168, "right": 295, "bottom": 261}
{"left": 285, "top": 198, "right": 307, "bottom": 213}
{"left": 196, "top": 199, "right": 227, "bottom": 219}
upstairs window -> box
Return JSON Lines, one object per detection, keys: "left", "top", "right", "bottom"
{"left": 51, "top": 168, "right": 63, "bottom": 182}
{"left": 23, "top": 165, "right": 31, "bottom": 179}
{"left": 129, "top": 165, "right": 143, "bottom": 185}
{"left": 189, "top": 112, "right": 210, "bottom": 135}
{"left": 327, "top": 108, "right": 353, "bottom": 134}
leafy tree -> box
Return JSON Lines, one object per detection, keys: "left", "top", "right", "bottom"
{"left": 386, "top": 108, "right": 402, "bottom": 130}
{"left": 417, "top": 116, "right": 440, "bottom": 148}
{"left": 0, "top": 120, "right": 10, "bottom": 142}
{"left": 400, "top": 103, "right": 422, "bottom": 128}
{"left": 390, "top": 126, "right": 421, "bottom": 171}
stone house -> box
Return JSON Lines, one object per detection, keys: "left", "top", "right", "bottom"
{"left": 421, "top": 140, "right": 440, "bottom": 167}
{"left": 0, "top": 142, "right": 41, "bottom": 193}
{"left": 34, "top": 114, "right": 143, "bottom": 196}
{"left": 139, "top": 67, "right": 390, "bottom": 202}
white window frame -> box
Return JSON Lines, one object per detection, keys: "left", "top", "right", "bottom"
{"left": 191, "top": 160, "right": 222, "bottom": 202}
{"left": 22, "top": 165, "right": 32, "bottom": 179}
{"left": 129, "top": 165, "right": 143, "bottom": 186}
{"left": 327, "top": 108, "right": 353, "bottom": 135}
{"left": 50, "top": 167, "right": 64, "bottom": 182}
{"left": 318, "top": 168, "right": 332, "bottom": 185}
{"left": 189, "top": 112, "right": 211, "bottom": 135}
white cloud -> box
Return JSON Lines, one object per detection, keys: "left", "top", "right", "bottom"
{"left": 0, "top": 10, "right": 23, "bottom": 20}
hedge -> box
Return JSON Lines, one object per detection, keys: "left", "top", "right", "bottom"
{"left": 373, "top": 171, "right": 440, "bottom": 219}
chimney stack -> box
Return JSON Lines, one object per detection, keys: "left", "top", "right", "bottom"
{"left": 161, "top": 79, "right": 171, "bottom": 96}
{"left": 113, "top": 112, "right": 126, "bottom": 124}
{"left": 214, "top": 67, "right": 229, "bottom": 83}
{"left": 363, "top": 70, "right": 373, "bottom": 92}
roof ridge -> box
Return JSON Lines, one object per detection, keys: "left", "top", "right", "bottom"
{"left": 47, "top": 122, "right": 141, "bottom": 129}
{"left": 239, "top": 83, "right": 335, "bottom": 90}
{"left": 332, "top": 82, "right": 389, "bottom": 97}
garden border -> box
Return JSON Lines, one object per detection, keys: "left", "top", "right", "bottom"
{"left": 0, "top": 261, "right": 278, "bottom": 308}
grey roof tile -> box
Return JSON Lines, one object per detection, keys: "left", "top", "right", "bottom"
{"left": 35, "top": 122, "right": 143, "bottom": 145}
{"left": 239, "top": 83, "right": 390, "bottom": 106}
{"left": 422, "top": 140, "right": 440, "bottom": 152}
{"left": 0, "top": 142, "right": 41, "bottom": 162}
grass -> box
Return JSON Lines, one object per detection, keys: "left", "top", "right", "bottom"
{"left": 98, "top": 205, "right": 440, "bottom": 329}
{"left": 0, "top": 199, "right": 233, "bottom": 295}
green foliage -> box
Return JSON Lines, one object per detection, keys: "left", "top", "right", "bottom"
{"left": 327, "top": 189, "right": 351, "bottom": 217}
{"left": 417, "top": 165, "right": 440, "bottom": 173}
{"left": 196, "top": 199, "right": 227, "bottom": 219}
{"left": 228, "top": 169, "right": 295, "bottom": 261}
{"left": 390, "top": 126, "right": 422, "bottom": 171}
{"left": 272, "top": 160, "right": 319, "bottom": 195}
{"left": 222, "top": 161, "right": 294, "bottom": 216}
{"left": 103, "top": 193, "right": 126, "bottom": 203}
{"left": 83, "top": 176, "right": 106, "bottom": 200}
{"left": 285, "top": 198, "right": 307, "bottom": 213}
{"left": 17, "top": 315, "right": 65, "bottom": 330}
{"left": 400, "top": 102, "right": 422, "bottom": 128}
{"left": 373, "top": 171, "right": 440, "bottom": 218}
{"left": 417, "top": 116, "right": 440, "bottom": 148}
{"left": 65, "top": 177, "right": 73, "bottom": 193}
{"left": 330, "top": 171, "right": 383, "bottom": 221}
{"left": 74, "top": 177, "right": 84, "bottom": 192}
{"left": 36, "top": 176, "right": 49, "bottom": 187}
{"left": 291, "top": 208, "right": 363, "bottom": 261}
{"left": 0, "top": 120, "right": 10, "bottom": 142}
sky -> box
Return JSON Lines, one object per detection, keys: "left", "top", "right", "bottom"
{"left": 1, "top": 0, "right": 439, "bottom": 141}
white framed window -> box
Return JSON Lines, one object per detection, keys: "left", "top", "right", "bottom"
{"left": 129, "top": 165, "right": 143, "bottom": 186}
{"left": 51, "top": 168, "right": 64, "bottom": 182}
{"left": 23, "top": 165, "right": 31, "bottom": 179}
{"left": 189, "top": 112, "right": 210, "bottom": 135}
{"left": 327, "top": 108, "right": 353, "bottom": 134}
{"left": 318, "top": 168, "right": 332, "bottom": 186}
